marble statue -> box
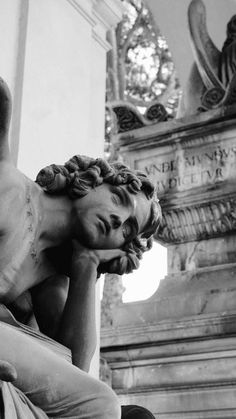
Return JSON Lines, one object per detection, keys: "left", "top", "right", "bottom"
{"left": 0, "top": 77, "right": 161, "bottom": 418}
{"left": 178, "top": 0, "right": 236, "bottom": 117}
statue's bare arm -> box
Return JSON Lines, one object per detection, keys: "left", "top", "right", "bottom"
{"left": 57, "top": 243, "right": 125, "bottom": 371}
{"left": 32, "top": 243, "right": 125, "bottom": 372}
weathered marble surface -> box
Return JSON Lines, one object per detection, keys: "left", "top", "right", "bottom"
{"left": 101, "top": 334, "right": 236, "bottom": 418}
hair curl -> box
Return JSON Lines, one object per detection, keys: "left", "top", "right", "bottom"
{"left": 36, "top": 155, "right": 161, "bottom": 275}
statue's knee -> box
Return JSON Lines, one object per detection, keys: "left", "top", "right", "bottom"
{"left": 92, "top": 380, "right": 121, "bottom": 419}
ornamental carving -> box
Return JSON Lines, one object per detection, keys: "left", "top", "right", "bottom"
{"left": 145, "top": 102, "right": 169, "bottom": 122}
{"left": 157, "top": 197, "right": 236, "bottom": 243}
{"left": 107, "top": 100, "right": 168, "bottom": 133}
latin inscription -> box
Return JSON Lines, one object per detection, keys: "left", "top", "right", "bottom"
{"left": 137, "top": 144, "right": 236, "bottom": 193}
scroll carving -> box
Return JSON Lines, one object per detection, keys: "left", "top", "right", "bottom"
{"left": 145, "top": 102, "right": 169, "bottom": 122}
{"left": 107, "top": 101, "right": 168, "bottom": 133}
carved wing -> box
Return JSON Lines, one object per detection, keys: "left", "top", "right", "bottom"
{"left": 188, "top": 0, "right": 224, "bottom": 92}
{"left": 222, "top": 72, "right": 236, "bottom": 105}
{"left": 0, "top": 78, "right": 12, "bottom": 161}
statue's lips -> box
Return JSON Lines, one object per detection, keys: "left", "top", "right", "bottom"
{"left": 97, "top": 216, "right": 111, "bottom": 235}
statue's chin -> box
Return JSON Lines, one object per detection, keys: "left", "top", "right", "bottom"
{"left": 75, "top": 219, "right": 101, "bottom": 249}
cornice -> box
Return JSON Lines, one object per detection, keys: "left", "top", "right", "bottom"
{"left": 101, "top": 310, "right": 236, "bottom": 348}
{"left": 65, "top": 0, "right": 123, "bottom": 51}
{"left": 92, "top": 0, "right": 124, "bottom": 51}
{"left": 92, "top": 0, "right": 125, "bottom": 29}
{"left": 65, "top": 0, "right": 96, "bottom": 27}
{"left": 117, "top": 104, "right": 236, "bottom": 151}
{"left": 92, "top": 28, "right": 111, "bottom": 51}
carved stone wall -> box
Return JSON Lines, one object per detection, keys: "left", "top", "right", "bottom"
{"left": 101, "top": 104, "right": 236, "bottom": 418}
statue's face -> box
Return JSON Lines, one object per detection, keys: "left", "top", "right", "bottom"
{"left": 72, "top": 183, "right": 152, "bottom": 249}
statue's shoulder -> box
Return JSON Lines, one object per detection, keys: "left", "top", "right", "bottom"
{"left": 0, "top": 162, "right": 26, "bottom": 190}
{"left": 0, "top": 163, "right": 35, "bottom": 232}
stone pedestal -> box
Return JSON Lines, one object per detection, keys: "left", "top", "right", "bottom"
{"left": 101, "top": 105, "right": 236, "bottom": 417}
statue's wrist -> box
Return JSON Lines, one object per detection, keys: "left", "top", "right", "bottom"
{"left": 72, "top": 251, "right": 100, "bottom": 268}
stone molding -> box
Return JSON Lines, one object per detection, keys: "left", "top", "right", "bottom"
{"left": 92, "top": 28, "right": 111, "bottom": 51}
{"left": 65, "top": 0, "right": 96, "bottom": 26}
{"left": 92, "top": 0, "right": 125, "bottom": 29}
{"left": 92, "top": 0, "right": 124, "bottom": 51}
{"left": 101, "top": 310, "right": 236, "bottom": 347}
{"left": 102, "top": 334, "right": 236, "bottom": 367}
{"left": 101, "top": 321, "right": 236, "bottom": 415}
{"left": 111, "top": 350, "right": 236, "bottom": 392}
{"left": 117, "top": 386, "right": 236, "bottom": 418}
{"left": 117, "top": 104, "right": 236, "bottom": 150}
{"left": 158, "top": 195, "right": 236, "bottom": 243}
{"left": 65, "top": 0, "right": 123, "bottom": 51}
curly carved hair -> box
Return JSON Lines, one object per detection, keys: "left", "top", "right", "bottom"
{"left": 36, "top": 155, "right": 161, "bottom": 275}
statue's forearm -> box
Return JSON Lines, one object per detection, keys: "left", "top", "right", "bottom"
{"left": 57, "top": 257, "right": 98, "bottom": 372}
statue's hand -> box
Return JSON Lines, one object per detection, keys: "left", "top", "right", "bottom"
{"left": 0, "top": 361, "right": 17, "bottom": 383}
{"left": 71, "top": 240, "right": 140, "bottom": 276}
{"left": 72, "top": 240, "right": 126, "bottom": 267}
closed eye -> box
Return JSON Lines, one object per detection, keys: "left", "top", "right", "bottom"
{"left": 110, "top": 186, "right": 134, "bottom": 209}
{"left": 111, "top": 188, "right": 124, "bottom": 206}
{"left": 111, "top": 192, "right": 122, "bottom": 205}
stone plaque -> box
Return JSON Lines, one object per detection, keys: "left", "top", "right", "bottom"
{"left": 134, "top": 134, "right": 236, "bottom": 196}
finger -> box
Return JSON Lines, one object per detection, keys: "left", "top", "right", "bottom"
{"left": 97, "top": 249, "right": 126, "bottom": 263}
{"left": 103, "top": 249, "right": 126, "bottom": 260}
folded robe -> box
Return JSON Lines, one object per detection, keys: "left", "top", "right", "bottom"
{"left": 0, "top": 305, "right": 71, "bottom": 419}
{"left": 1, "top": 382, "right": 48, "bottom": 419}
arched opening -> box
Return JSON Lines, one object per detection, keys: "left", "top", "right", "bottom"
{"left": 122, "top": 241, "right": 167, "bottom": 302}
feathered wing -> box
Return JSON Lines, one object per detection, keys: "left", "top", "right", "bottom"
{"left": 0, "top": 78, "right": 12, "bottom": 162}
{"left": 188, "top": 0, "right": 224, "bottom": 91}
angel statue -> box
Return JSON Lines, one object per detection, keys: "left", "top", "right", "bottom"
{"left": 0, "top": 77, "right": 161, "bottom": 418}
{"left": 178, "top": 0, "right": 236, "bottom": 117}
